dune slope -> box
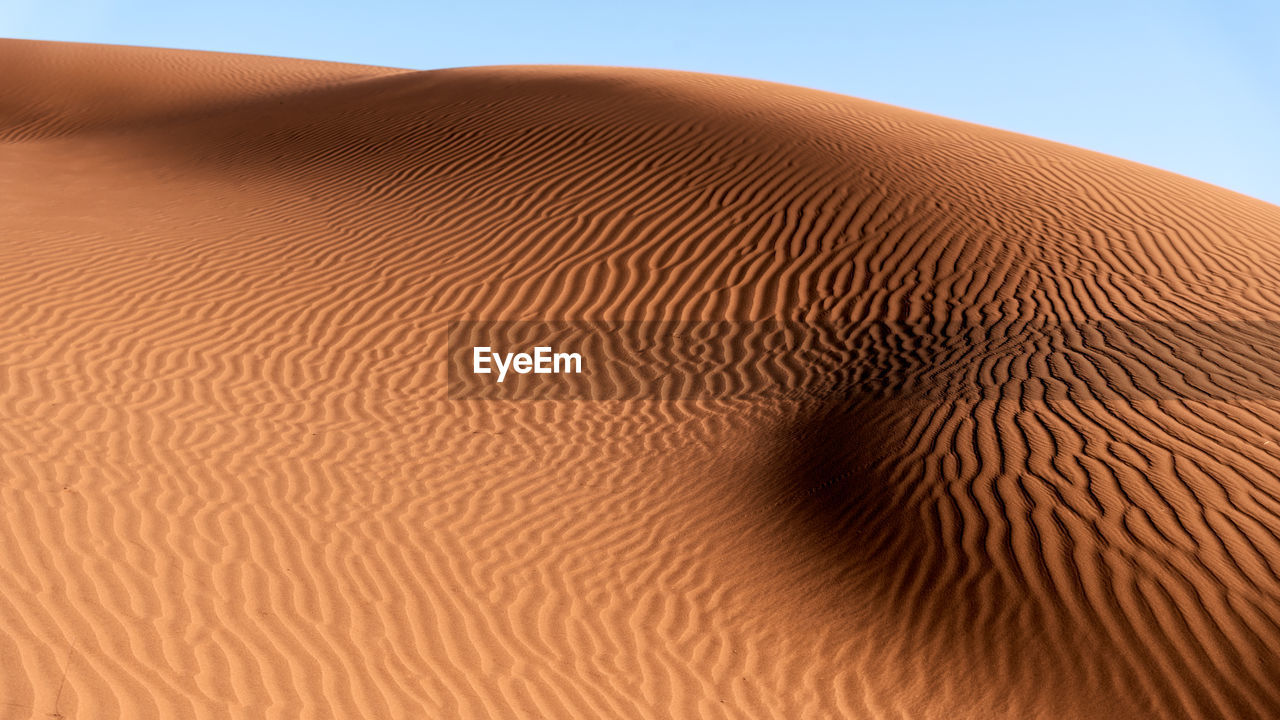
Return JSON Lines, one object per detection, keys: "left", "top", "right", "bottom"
{"left": 3, "top": 39, "right": 1280, "bottom": 719}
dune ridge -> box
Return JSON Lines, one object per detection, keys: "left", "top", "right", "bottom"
{"left": 3, "top": 38, "right": 1280, "bottom": 719}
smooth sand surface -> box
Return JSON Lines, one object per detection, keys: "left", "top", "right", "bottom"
{"left": 4, "top": 39, "right": 1280, "bottom": 719}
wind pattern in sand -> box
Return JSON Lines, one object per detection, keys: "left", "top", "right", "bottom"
{"left": 3, "top": 39, "right": 1280, "bottom": 719}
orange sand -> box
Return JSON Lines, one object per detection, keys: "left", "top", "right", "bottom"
{"left": 3, "top": 39, "right": 1280, "bottom": 719}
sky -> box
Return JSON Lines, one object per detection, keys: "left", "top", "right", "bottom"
{"left": 5, "top": 0, "right": 1277, "bottom": 205}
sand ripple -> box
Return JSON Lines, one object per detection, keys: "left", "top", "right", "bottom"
{"left": 3, "top": 39, "right": 1280, "bottom": 719}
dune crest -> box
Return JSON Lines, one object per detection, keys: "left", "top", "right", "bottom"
{"left": 3, "top": 39, "right": 1280, "bottom": 719}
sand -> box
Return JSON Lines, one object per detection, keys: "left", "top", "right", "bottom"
{"left": 3, "top": 38, "right": 1280, "bottom": 719}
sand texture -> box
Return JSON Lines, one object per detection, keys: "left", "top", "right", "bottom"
{"left": 4, "top": 39, "right": 1280, "bottom": 719}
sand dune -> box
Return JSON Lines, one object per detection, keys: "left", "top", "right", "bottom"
{"left": 3, "top": 38, "right": 1280, "bottom": 719}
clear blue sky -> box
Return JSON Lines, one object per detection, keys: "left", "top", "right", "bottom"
{"left": 6, "top": 0, "right": 1277, "bottom": 205}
